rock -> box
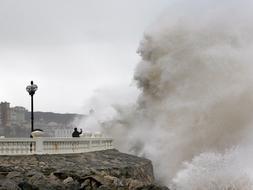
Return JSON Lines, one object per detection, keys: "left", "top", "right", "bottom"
{"left": 53, "top": 171, "right": 68, "bottom": 180}
{"left": 63, "top": 176, "right": 73, "bottom": 184}
{"left": 47, "top": 173, "right": 63, "bottom": 189}
{"left": 28, "top": 173, "right": 46, "bottom": 185}
{"left": 0, "top": 178, "right": 20, "bottom": 190}
{"left": 64, "top": 180, "right": 79, "bottom": 190}
{"left": 91, "top": 179, "right": 100, "bottom": 189}
{"left": 41, "top": 167, "right": 56, "bottom": 176}
{"left": 80, "top": 179, "right": 90, "bottom": 189}
{"left": 48, "top": 173, "right": 59, "bottom": 181}
{"left": 0, "top": 165, "right": 14, "bottom": 172}
{"left": 6, "top": 171, "right": 22, "bottom": 178}
{"left": 127, "top": 179, "right": 144, "bottom": 190}
{"left": 81, "top": 176, "right": 103, "bottom": 189}
{"left": 136, "top": 184, "right": 170, "bottom": 190}
{"left": 6, "top": 171, "right": 24, "bottom": 184}
{"left": 38, "top": 161, "right": 46, "bottom": 166}
{"left": 0, "top": 149, "right": 168, "bottom": 189}
{"left": 103, "top": 175, "right": 117, "bottom": 185}
{"left": 27, "top": 173, "right": 55, "bottom": 190}
{"left": 26, "top": 170, "right": 38, "bottom": 177}
{"left": 97, "top": 185, "right": 112, "bottom": 190}
{"left": 18, "top": 182, "right": 38, "bottom": 190}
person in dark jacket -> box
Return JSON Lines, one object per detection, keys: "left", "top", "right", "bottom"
{"left": 72, "top": 128, "right": 82, "bottom": 137}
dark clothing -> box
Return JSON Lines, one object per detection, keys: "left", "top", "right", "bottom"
{"left": 72, "top": 130, "right": 82, "bottom": 137}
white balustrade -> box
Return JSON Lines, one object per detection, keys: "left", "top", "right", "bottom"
{"left": 0, "top": 137, "right": 113, "bottom": 155}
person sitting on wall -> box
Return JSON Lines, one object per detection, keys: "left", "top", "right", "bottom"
{"left": 72, "top": 128, "right": 82, "bottom": 137}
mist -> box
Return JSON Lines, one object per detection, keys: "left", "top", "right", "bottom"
{"left": 0, "top": 0, "right": 171, "bottom": 113}
{"left": 79, "top": 0, "right": 253, "bottom": 188}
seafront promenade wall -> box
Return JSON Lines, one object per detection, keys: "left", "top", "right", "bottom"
{"left": 0, "top": 137, "right": 113, "bottom": 155}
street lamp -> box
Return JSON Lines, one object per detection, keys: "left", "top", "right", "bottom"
{"left": 26, "top": 81, "right": 38, "bottom": 137}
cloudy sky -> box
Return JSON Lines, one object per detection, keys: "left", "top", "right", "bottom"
{"left": 0, "top": 0, "right": 172, "bottom": 114}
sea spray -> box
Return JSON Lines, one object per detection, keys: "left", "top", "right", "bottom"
{"left": 171, "top": 147, "right": 253, "bottom": 190}
{"left": 80, "top": 0, "right": 253, "bottom": 187}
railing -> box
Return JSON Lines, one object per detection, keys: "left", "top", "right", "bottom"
{"left": 0, "top": 137, "right": 113, "bottom": 155}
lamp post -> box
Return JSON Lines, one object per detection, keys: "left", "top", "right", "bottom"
{"left": 26, "top": 81, "right": 38, "bottom": 137}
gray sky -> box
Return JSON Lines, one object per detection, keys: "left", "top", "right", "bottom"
{"left": 0, "top": 0, "right": 172, "bottom": 114}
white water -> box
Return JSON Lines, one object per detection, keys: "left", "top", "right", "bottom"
{"left": 80, "top": 0, "right": 253, "bottom": 188}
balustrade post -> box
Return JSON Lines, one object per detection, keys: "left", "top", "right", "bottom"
{"left": 35, "top": 138, "right": 44, "bottom": 154}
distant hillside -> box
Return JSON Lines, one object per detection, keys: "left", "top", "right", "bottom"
{"left": 25, "top": 111, "right": 85, "bottom": 125}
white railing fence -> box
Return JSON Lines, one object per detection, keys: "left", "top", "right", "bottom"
{"left": 0, "top": 137, "right": 113, "bottom": 155}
